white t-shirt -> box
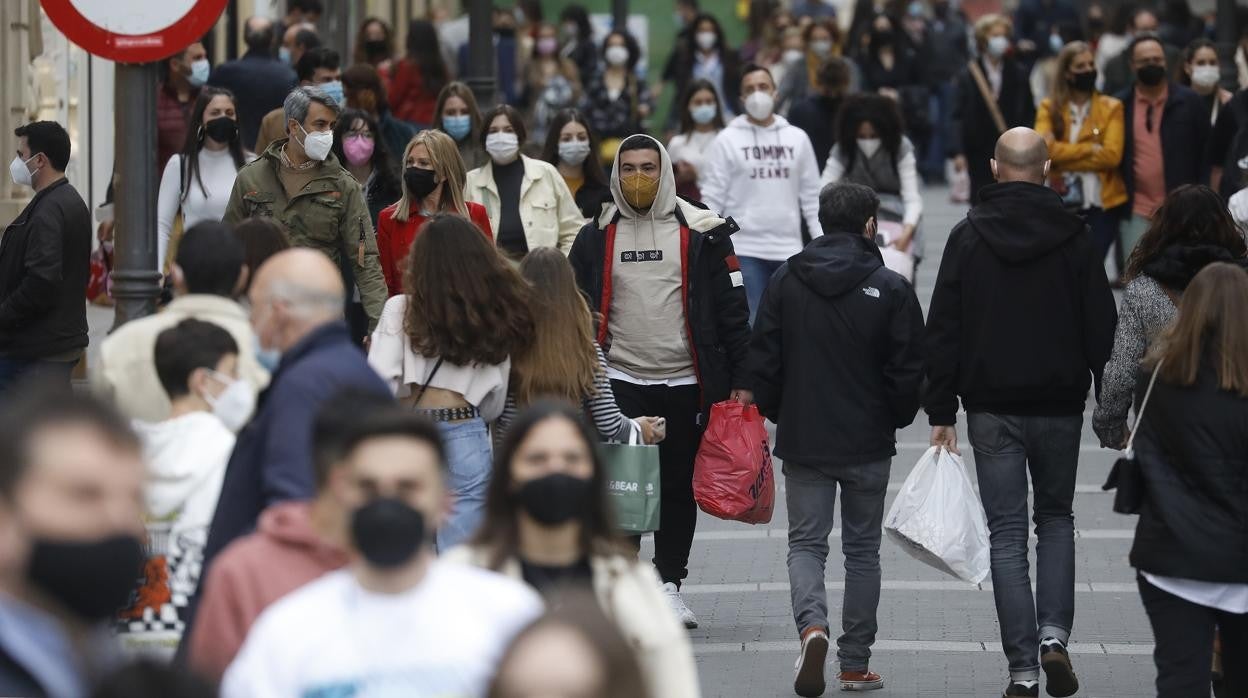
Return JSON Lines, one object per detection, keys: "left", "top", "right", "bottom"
{"left": 222, "top": 562, "right": 543, "bottom": 698}
{"left": 156, "top": 148, "right": 247, "bottom": 271}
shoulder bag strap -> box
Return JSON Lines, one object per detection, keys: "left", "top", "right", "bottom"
{"left": 1125, "top": 359, "right": 1163, "bottom": 458}
{"left": 967, "top": 61, "right": 1009, "bottom": 135}
{"left": 412, "top": 357, "right": 445, "bottom": 407}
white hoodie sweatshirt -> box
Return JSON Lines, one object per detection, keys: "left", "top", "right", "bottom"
{"left": 699, "top": 114, "right": 823, "bottom": 261}
{"left": 118, "top": 412, "right": 234, "bottom": 657}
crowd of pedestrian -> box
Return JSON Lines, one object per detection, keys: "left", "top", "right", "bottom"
{"left": 2, "top": 0, "right": 1248, "bottom": 697}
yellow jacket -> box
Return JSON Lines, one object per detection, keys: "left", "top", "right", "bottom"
{"left": 1035, "top": 93, "right": 1127, "bottom": 210}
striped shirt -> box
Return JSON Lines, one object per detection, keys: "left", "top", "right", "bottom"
{"left": 496, "top": 343, "right": 638, "bottom": 443}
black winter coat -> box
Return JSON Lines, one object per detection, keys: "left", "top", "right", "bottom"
{"left": 1116, "top": 83, "right": 1210, "bottom": 211}
{"left": 950, "top": 58, "right": 1035, "bottom": 202}
{"left": 1130, "top": 360, "right": 1248, "bottom": 583}
{"left": 924, "top": 182, "right": 1117, "bottom": 425}
{"left": 0, "top": 179, "right": 91, "bottom": 359}
{"left": 568, "top": 202, "right": 751, "bottom": 425}
{"left": 749, "top": 234, "right": 925, "bottom": 466}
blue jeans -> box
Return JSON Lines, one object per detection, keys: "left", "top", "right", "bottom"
{"left": 785, "top": 459, "right": 890, "bottom": 673}
{"left": 923, "top": 80, "right": 956, "bottom": 181}
{"left": 0, "top": 357, "right": 75, "bottom": 396}
{"left": 1080, "top": 206, "right": 1123, "bottom": 278}
{"left": 738, "top": 256, "right": 785, "bottom": 324}
{"left": 967, "top": 412, "right": 1082, "bottom": 681}
{"left": 435, "top": 418, "right": 492, "bottom": 552}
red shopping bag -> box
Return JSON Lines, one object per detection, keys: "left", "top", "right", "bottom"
{"left": 693, "top": 400, "right": 775, "bottom": 524}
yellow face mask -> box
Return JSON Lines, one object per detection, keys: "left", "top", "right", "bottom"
{"left": 620, "top": 171, "right": 659, "bottom": 211}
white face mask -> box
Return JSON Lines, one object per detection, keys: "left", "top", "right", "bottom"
{"left": 986, "top": 35, "right": 1011, "bottom": 58}
{"left": 696, "top": 31, "right": 717, "bottom": 51}
{"left": 9, "top": 154, "right": 38, "bottom": 188}
{"left": 297, "top": 122, "right": 334, "bottom": 161}
{"left": 558, "top": 140, "right": 591, "bottom": 166}
{"left": 486, "top": 132, "right": 521, "bottom": 164}
{"left": 1191, "top": 65, "right": 1221, "bottom": 89}
{"left": 189, "top": 58, "right": 211, "bottom": 87}
{"left": 203, "top": 371, "right": 255, "bottom": 433}
{"left": 810, "top": 40, "right": 833, "bottom": 58}
{"left": 783, "top": 48, "right": 805, "bottom": 64}
{"left": 744, "top": 90, "right": 775, "bottom": 121}
{"left": 858, "top": 138, "right": 882, "bottom": 158}
{"left": 605, "top": 45, "right": 629, "bottom": 67}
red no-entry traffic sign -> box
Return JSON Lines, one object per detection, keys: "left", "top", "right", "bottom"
{"left": 41, "top": 0, "right": 227, "bottom": 64}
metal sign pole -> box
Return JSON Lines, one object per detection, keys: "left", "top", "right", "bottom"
{"left": 110, "top": 62, "right": 162, "bottom": 329}
{"left": 465, "top": 0, "right": 496, "bottom": 110}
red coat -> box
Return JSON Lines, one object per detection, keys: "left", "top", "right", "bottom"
{"left": 388, "top": 58, "right": 441, "bottom": 125}
{"left": 376, "top": 201, "right": 494, "bottom": 296}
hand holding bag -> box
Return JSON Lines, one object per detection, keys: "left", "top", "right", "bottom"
{"left": 693, "top": 401, "right": 775, "bottom": 524}
{"left": 601, "top": 425, "right": 662, "bottom": 533}
{"left": 1101, "top": 362, "right": 1162, "bottom": 515}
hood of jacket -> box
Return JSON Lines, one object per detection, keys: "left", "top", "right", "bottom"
{"left": 1142, "top": 241, "right": 1248, "bottom": 290}
{"left": 256, "top": 500, "right": 347, "bottom": 568}
{"left": 132, "top": 413, "right": 235, "bottom": 520}
{"left": 599, "top": 134, "right": 727, "bottom": 234}
{"left": 789, "top": 232, "right": 885, "bottom": 298}
{"left": 967, "top": 182, "right": 1085, "bottom": 263}
{"left": 725, "top": 112, "right": 794, "bottom": 135}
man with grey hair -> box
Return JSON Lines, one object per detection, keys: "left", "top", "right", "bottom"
{"left": 223, "top": 85, "right": 387, "bottom": 335}
{"left": 197, "top": 248, "right": 390, "bottom": 580}
{"left": 748, "top": 181, "right": 923, "bottom": 696}
{"left": 924, "top": 128, "right": 1116, "bottom": 698}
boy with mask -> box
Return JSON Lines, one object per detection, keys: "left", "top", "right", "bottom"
{"left": 119, "top": 319, "right": 242, "bottom": 659}
{"left": 0, "top": 389, "right": 147, "bottom": 696}
{"left": 568, "top": 134, "right": 752, "bottom": 629}
{"left": 220, "top": 401, "right": 542, "bottom": 696}
{"left": 699, "top": 63, "right": 823, "bottom": 322}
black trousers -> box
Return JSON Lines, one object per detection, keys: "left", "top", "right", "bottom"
{"left": 611, "top": 380, "right": 702, "bottom": 587}
{"left": 1138, "top": 574, "right": 1248, "bottom": 697}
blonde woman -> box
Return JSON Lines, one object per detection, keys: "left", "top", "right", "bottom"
{"left": 376, "top": 129, "right": 493, "bottom": 296}
{"left": 1035, "top": 41, "right": 1126, "bottom": 279}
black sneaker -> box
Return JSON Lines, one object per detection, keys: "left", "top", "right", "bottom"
{"left": 1003, "top": 681, "right": 1039, "bottom": 698}
{"left": 1040, "top": 640, "right": 1079, "bottom": 697}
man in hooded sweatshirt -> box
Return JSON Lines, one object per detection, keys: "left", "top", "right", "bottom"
{"left": 120, "top": 319, "right": 242, "bottom": 658}
{"left": 749, "top": 182, "right": 924, "bottom": 697}
{"left": 569, "top": 134, "right": 752, "bottom": 630}
{"left": 924, "top": 128, "right": 1117, "bottom": 698}
{"left": 699, "top": 63, "right": 824, "bottom": 321}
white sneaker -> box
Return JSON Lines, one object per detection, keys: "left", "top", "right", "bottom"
{"left": 661, "top": 582, "right": 698, "bottom": 628}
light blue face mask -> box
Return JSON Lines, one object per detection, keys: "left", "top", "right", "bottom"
{"left": 690, "top": 104, "right": 718, "bottom": 125}
{"left": 443, "top": 114, "right": 472, "bottom": 141}
{"left": 320, "top": 80, "right": 345, "bottom": 106}
{"left": 253, "top": 334, "right": 282, "bottom": 373}
{"left": 189, "top": 59, "right": 211, "bottom": 87}
{"left": 279, "top": 46, "right": 292, "bottom": 65}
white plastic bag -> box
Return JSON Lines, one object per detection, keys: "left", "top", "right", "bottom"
{"left": 884, "top": 446, "right": 990, "bottom": 584}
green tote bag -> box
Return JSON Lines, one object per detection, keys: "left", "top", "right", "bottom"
{"left": 601, "top": 426, "right": 661, "bottom": 533}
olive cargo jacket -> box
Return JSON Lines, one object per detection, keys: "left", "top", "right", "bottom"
{"left": 223, "top": 139, "right": 387, "bottom": 328}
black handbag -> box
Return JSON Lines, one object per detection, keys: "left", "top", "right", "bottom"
{"left": 1101, "top": 363, "right": 1162, "bottom": 515}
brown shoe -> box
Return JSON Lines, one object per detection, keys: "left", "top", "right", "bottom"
{"left": 838, "top": 670, "right": 883, "bottom": 691}
{"left": 1040, "top": 640, "right": 1079, "bottom": 697}
{"left": 794, "top": 627, "right": 829, "bottom": 697}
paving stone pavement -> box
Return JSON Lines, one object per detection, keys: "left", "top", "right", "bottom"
{"left": 637, "top": 186, "right": 1159, "bottom": 697}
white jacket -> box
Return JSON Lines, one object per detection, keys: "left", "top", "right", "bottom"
{"left": 443, "top": 545, "right": 702, "bottom": 698}
{"left": 465, "top": 155, "right": 584, "bottom": 253}
{"left": 699, "top": 114, "right": 823, "bottom": 261}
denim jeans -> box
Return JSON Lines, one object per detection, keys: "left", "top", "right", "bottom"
{"left": 967, "top": 412, "right": 1082, "bottom": 681}
{"left": 0, "top": 357, "right": 75, "bottom": 396}
{"left": 436, "top": 418, "right": 492, "bottom": 552}
{"left": 1080, "top": 206, "right": 1123, "bottom": 278}
{"left": 738, "top": 256, "right": 785, "bottom": 324}
{"left": 785, "top": 459, "right": 890, "bottom": 673}
{"left": 923, "top": 80, "right": 956, "bottom": 181}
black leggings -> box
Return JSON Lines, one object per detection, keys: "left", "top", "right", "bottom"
{"left": 1138, "top": 574, "right": 1248, "bottom": 697}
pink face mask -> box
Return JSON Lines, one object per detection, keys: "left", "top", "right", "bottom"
{"left": 343, "top": 134, "right": 375, "bottom": 166}
{"left": 537, "top": 37, "right": 559, "bottom": 55}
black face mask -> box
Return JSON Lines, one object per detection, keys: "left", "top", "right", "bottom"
{"left": 203, "top": 116, "right": 239, "bottom": 144}
{"left": 516, "top": 473, "right": 592, "bottom": 527}
{"left": 1136, "top": 64, "right": 1167, "bottom": 87}
{"left": 27, "top": 534, "right": 145, "bottom": 622}
{"left": 351, "top": 497, "right": 426, "bottom": 569}
{"left": 1067, "top": 70, "right": 1098, "bottom": 92}
{"left": 872, "top": 30, "right": 894, "bottom": 47}
{"left": 404, "top": 167, "right": 440, "bottom": 201}
{"left": 363, "top": 39, "right": 389, "bottom": 59}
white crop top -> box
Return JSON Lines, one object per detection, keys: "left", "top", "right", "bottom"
{"left": 367, "top": 296, "right": 511, "bottom": 421}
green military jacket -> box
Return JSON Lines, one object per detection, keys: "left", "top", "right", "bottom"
{"left": 223, "top": 139, "right": 387, "bottom": 328}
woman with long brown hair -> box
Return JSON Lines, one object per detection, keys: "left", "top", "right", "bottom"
{"left": 1093, "top": 185, "right": 1247, "bottom": 448}
{"left": 368, "top": 215, "right": 533, "bottom": 551}
{"left": 376, "top": 130, "right": 493, "bottom": 296}
{"left": 1129, "top": 262, "right": 1248, "bottom": 697}
{"left": 445, "top": 402, "right": 698, "bottom": 698}
{"left": 496, "top": 248, "right": 662, "bottom": 444}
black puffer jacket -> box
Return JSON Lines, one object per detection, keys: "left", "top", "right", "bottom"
{"left": 1130, "top": 359, "right": 1248, "bottom": 582}
{"left": 749, "top": 233, "right": 925, "bottom": 467}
